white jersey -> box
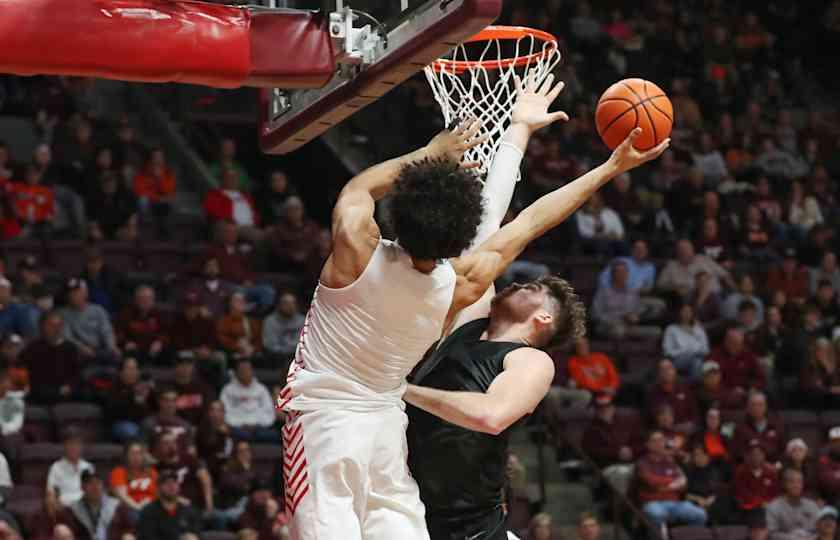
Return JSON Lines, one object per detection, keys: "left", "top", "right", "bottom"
{"left": 280, "top": 238, "right": 456, "bottom": 412}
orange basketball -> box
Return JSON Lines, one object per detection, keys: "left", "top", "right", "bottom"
{"left": 595, "top": 78, "right": 673, "bottom": 151}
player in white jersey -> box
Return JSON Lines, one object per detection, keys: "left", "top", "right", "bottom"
{"left": 278, "top": 71, "right": 670, "bottom": 540}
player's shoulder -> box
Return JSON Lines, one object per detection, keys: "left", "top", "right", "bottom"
{"left": 504, "top": 347, "right": 554, "bottom": 372}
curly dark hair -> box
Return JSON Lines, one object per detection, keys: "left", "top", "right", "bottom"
{"left": 536, "top": 274, "right": 587, "bottom": 348}
{"left": 387, "top": 157, "right": 484, "bottom": 261}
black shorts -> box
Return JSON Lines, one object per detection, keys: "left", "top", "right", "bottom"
{"left": 426, "top": 506, "right": 508, "bottom": 540}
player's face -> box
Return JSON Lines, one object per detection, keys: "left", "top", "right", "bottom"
{"left": 491, "top": 282, "right": 548, "bottom": 323}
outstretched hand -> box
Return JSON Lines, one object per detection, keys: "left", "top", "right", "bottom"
{"left": 425, "top": 118, "right": 488, "bottom": 169}
{"left": 607, "top": 128, "right": 670, "bottom": 175}
{"left": 511, "top": 70, "right": 569, "bottom": 133}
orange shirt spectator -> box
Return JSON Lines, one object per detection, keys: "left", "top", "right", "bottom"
{"left": 110, "top": 465, "right": 158, "bottom": 506}
{"left": 9, "top": 166, "right": 54, "bottom": 224}
{"left": 133, "top": 149, "right": 176, "bottom": 203}
{"left": 216, "top": 292, "right": 262, "bottom": 357}
{"left": 567, "top": 337, "right": 620, "bottom": 393}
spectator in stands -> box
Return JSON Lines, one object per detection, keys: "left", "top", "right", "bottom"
{"left": 46, "top": 428, "right": 94, "bottom": 514}
{"left": 217, "top": 440, "right": 257, "bottom": 526}
{"left": 695, "top": 362, "right": 728, "bottom": 413}
{"left": 526, "top": 512, "right": 555, "bottom": 540}
{"left": 581, "top": 392, "right": 636, "bottom": 495}
{"left": 52, "top": 524, "right": 75, "bottom": 540}
{"left": 0, "top": 369, "right": 24, "bottom": 462}
{"left": 598, "top": 239, "right": 666, "bottom": 313}
{"left": 132, "top": 148, "right": 176, "bottom": 238}
{"left": 733, "top": 392, "right": 785, "bottom": 464}
{"left": 136, "top": 469, "right": 201, "bottom": 540}
{"left": 810, "top": 253, "right": 840, "bottom": 295}
{"left": 723, "top": 274, "right": 766, "bottom": 323}
{"left": 753, "top": 306, "right": 789, "bottom": 381}
{"left": 85, "top": 171, "right": 138, "bottom": 242}
{"left": 685, "top": 442, "right": 730, "bottom": 525}
{"left": 737, "top": 300, "right": 763, "bottom": 336}
{"left": 696, "top": 407, "right": 730, "bottom": 465}
{"left": 575, "top": 512, "right": 599, "bottom": 540}
{"left": 168, "top": 292, "right": 225, "bottom": 385}
{"left": 0, "top": 201, "right": 20, "bottom": 242}
{"left": 266, "top": 196, "right": 322, "bottom": 273}
{"left": 220, "top": 357, "right": 278, "bottom": 443}
{"left": 815, "top": 507, "right": 838, "bottom": 540}
{"left": 692, "top": 271, "right": 724, "bottom": 332}
{"left": 818, "top": 427, "right": 840, "bottom": 505}
{"left": 636, "top": 430, "right": 707, "bottom": 528}
{"left": 187, "top": 257, "right": 237, "bottom": 319}
{"left": 111, "top": 116, "right": 147, "bottom": 174}
{"left": 203, "top": 222, "right": 275, "bottom": 313}
{"left": 9, "top": 164, "right": 55, "bottom": 238}
{"left": 566, "top": 336, "right": 620, "bottom": 396}
{"left": 647, "top": 359, "right": 699, "bottom": 433}
{"left": 766, "top": 468, "right": 820, "bottom": 540}
{"left": 262, "top": 291, "right": 304, "bottom": 370}
{"left": 81, "top": 246, "right": 122, "bottom": 315}
{"left": 575, "top": 192, "right": 626, "bottom": 256}
{"left": 203, "top": 169, "right": 261, "bottom": 244}
{"left": 172, "top": 355, "right": 213, "bottom": 426}
{"left": 788, "top": 181, "right": 824, "bottom": 239}
{"left": 592, "top": 260, "right": 662, "bottom": 340}
{"left": 0, "top": 277, "right": 36, "bottom": 340}
{"left": 217, "top": 292, "right": 263, "bottom": 361}
{"left": 783, "top": 439, "right": 819, "bottom": 501}
{"left": 813, "top": 280, "right": 840, "bottom": 332}
{"left": 116, "top": 285, "right": 168, "bottom": 365}
{"left": 735, "top": 440, "right": 781, "bottom": 528}
{"left": 152, "top": 432, "right": 212, "bottom": 512}
{"left": 62, "top": 470, "right": 122, "bottom": 540}
{"left": 800, "top": 337, "right": 840, "bottom": 410}
{"left": 21, "top": 310, "right": 83, "bottom": 404}
{"left": 663, "top": 304, "right": 710, "bottom": 380}
{"left": 196, "top": 400, "right": 234, "bottom": 479}
{"left": 109, "top": 441, "right": 157, "bottom": 521}
{"left": 256, "top": 170, "right": 296, "bottom": 227}
{"left": 209, "top": 137, "right": 251, "bottom": 190}
{"left": 0, "top": 451, "right": 11, "bottom": 509}
{"left": 107, "top": 357, "right": 152, "bottom": 443}
{"left": 709, "top": 328, "right": 766, "bottom": 405}
{"left": 0, "top": 334, "right": 28, "bottom": 394}
{"left": 61, "top": 278, "right": 120, "bottom": 366}
{"left": 658, "top": 239, "right": 734, "bottom": 301}
{"left": 142, "top": 387, "right": 192, "bottom": 445}
{"left": 236, "top": 477, "right": 281, "bottom": 540}
{"left": 14, "top": 254, "right": 47, "bottom": 305}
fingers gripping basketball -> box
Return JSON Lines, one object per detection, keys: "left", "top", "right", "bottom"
{"left": 595, "top": 78, "right": 673, "bottom": 151}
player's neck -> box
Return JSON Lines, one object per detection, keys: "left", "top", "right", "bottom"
{"left": 411, "top": 258, "right": 437, "bottom": 274}
{"left": 486, "top": 320, "right": 534, "bottom": 346}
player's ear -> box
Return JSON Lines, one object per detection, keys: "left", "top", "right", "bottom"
{"left": 535, "top": 310, "right": 553, "bottom": 326}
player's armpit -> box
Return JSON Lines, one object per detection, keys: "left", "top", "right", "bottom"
{"left": 326, "top": 192, "right": 381, "bottom": 287}
{"left": 446, "top": 251, "right": 504, "bottom": 331}
{"left": 483, "top": 348, "right": 555, "bottom": 432}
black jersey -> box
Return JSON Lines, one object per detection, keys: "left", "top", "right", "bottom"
{"left": 406, "top": 318, "right": 527, "bottom": 521}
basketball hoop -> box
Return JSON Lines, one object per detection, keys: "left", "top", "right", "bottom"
{"left": 425, "top": 26, "right": 561, "bottom": 176}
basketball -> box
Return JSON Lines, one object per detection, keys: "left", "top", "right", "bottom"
{"left": 595, "top": 78, "right": 673, "bottom": 151}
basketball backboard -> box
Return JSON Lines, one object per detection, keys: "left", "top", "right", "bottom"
{"left": 258, "top": 0, "right": 502, "bottom": 154}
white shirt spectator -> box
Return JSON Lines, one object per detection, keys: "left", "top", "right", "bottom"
{"left": 576, "top": 208, "right": 624, "bottom": 240}
{"left": 224, "top": 190, "right": 255, "bottom": 226}
{"left": 0, "top": 390, "right": 23, "bottom": 436}
{"left": 220, "top": 377, "right": 275, "bottom": 429}
{"left": 47, "top": 457, "right": 94, "bottom": 506}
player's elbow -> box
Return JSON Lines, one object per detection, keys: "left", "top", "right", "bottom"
{"left": 476, "top": 411, "right": 512, "bottom": 436}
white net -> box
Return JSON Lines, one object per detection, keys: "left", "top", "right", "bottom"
{"left": 424, "top": 28, "right": 561, "bottom": 177}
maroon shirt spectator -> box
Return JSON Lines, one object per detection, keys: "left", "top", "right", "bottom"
{"left": 186, "top": 258, "right": 238, "bottom": 319}
{"left": 732, "top": 392, "right": 786, "bottom": 463}
{"left": 635, "top": 431, "right": 687, "bottom": 504}
{"left": 172, "top": 356, "right": 214, "bottom": 426}
{"left": 652, "top": 404, "right": 690, "bottom": 463}
{"left": 739, "top": 205, "right": 774, "bottom": 254}
{"left": 201, "top": 222, "right": 256, "bottom": 285}
{"left": 218, "top": 440, "right": 258, "bottom": 510}
{"left": 734, "top": 440, "right": 780, "bottom": 512}
{"left": 800, "top": 337, "right": 840, "bottom": 409}
{"left": 20, "top": 310, "right": 83, "bottom": 404}
{"left": 695, "top": 361, "right": 740, "bottom": 412}
{"left": 766, "top": 249, "right": 810, "bottom": 303}
{"left": 265, "top": 196, "right": 323, "bottom": 273}
{"left": 818, "top": 428, "right": 840, "bottom": 503}
{"left": 783, "top": 438, "right": 820, "bottom": 501}
{"left": 196, "top": 400, "right": 234, "bottom": 479}
{"left": 696, "top": 218, "right": 733, "bottom": 266}
{"left": 154, "top": 432, "right": 212, "bottom": 510}
{"left": 236, "top": 477, "right": 281, "bottom": 540}
{"left": 116, "top": 284, "right": 168, "bottom": 362}
{"left": 709, "top": 327, "right": 766, "bottom": 398}
{"left": 168, "top": 292, "right": 220, "bottom": 357}
{"left": 646, "top": 359, "right": 699, "bottom": 432}
{"left": 581, "top": 393, "right": 638, "bottom": 468}
{"left": 142, "top": 387, "right": 193, "bottom": 447}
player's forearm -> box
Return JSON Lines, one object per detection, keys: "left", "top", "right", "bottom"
{"left": 469, "top": 140, "right": 524, "bottom": 250}
{"left": 404, "top": 384, "right": 508, "bottom": 435}
{"left": 344, "top": 146, "right": 429, "bottom": 201}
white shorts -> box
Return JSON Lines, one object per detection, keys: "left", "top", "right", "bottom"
{"left": 283, "top": 406, "right": 430, "bottom": 540}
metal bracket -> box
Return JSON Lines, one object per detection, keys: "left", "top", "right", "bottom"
{"left": 328, "top": 7, "right": 384, "bottom": 68}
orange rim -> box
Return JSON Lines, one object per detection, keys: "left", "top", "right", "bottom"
{"left": 429, "top": 25, "right": 558, "bottom": 75}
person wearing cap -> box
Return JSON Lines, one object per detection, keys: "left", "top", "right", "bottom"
{"left": 816, "top": 506, "right": 838, "bottom": 540}
{"left": 581, "top": 392, "right": 639, "bottom": 495}
{"left": 732, "top": 391, "right": 786, "bottom": 463}
{"left": 236, "top": 476, "right": 281, "bottom": 540}
{"left": 136, "top": 469, "right": 201, "bottom": 540}
{"left": 14, "top": 254, "right": 44, "bottom": 304}
{"left": 695, "top": 361, "right": 729, "bottom": 412}
{"left": 782, "top": 438, "right": 819, "bottom": 500}
{"left": 116, "top": 284, "right": 169, "bottom": 364}
{"left": 60, "top": 278, "right": 120, "bottom": 365}
{"left": 809, "top": 252, "right": 840, "bottom": 296}
{"left": 766, "top": 249, "right": 809, "bottom": 303}
{"left": 646, "top": 359, "right": 700, "bottom": 433}
{"left": 46, "top": 428, "right": 94, "bottom": 514}
{"left": 817, "top": 427, "right": 840, "bottom": 504}
{"left": 734, "top": 439, "right": 781, "bottom": 527}
{"left": 765, "top": 468, "right": 820, "bottom": 540}
{"left": 708, "top": 327, "right": 766, "bottom": 405}
{"left": 0, "top": 276, "right": 36, "bottom": 341}
{"left": 167, "top": 292, "right": 225, "bottom": 385}
{"left": 20, "top": 311, "right": 84, "bottom": 404}
{"left": 722, "top": 274, "right": 765, "bottom": 324}
{"left": 61, "top": 469, "right": 122, "bottom": 540}
{"left": 663, "top": 303, "right": 710, "bottom": 381}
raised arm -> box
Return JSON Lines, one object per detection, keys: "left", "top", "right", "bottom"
{"left": 324, "top": 122, "right": 485, "bottom": 288}
{"left": 403, "top": 347, "right": 554, "bottom": 435}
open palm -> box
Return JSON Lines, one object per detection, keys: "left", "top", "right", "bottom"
{"left": 511, "top": 70, "right": 569, "bottom": 132}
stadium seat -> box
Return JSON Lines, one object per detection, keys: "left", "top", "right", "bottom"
{"left": 45, "top": 240, "right": 86, "bottom": 276}
{"left": 9, "top": 484, "right": 42, "bottom": 501}
{"left": 721, "top": 410, "right": 745, "bottom": 426}
{"left": 714, "top": 526, "right": 750, "bottom": 540}
{"left": 5, "top": 498, "right": 45, "bottom": 538}
{"left": 138, "top": 242, "right": 184, "bottom": 275}
{"left": 99, "top": 241, "right": 141, "bottom": 273}
{"left": 52, "top": 403, "right": 105, "bottom": 443}
{"left": 0, "top": 239, "right": 42, "bottom": 272}
{"left": 554, "top": 408, "right": 594, "bottom": 449}
{"left": 18, "top": 443, "right": 63, "bottom": 486}
{"left": 23, "top": 405, "right": 53, "bottom": 443}
{"left": 201, "top": 532, "right": 237, "bottom": 540}
{"left": 251, "top": 443, "right": 282, "bottom": 478}
{"left": 146, "top": 367, "right": 176, "bottom": 385}
{"left": 254, "top": 369, "right": 285, "bottom": 389}
{"left": 670, "top": 526, "right": 714, "bottom": 540}
{"left": 86, "top": 444, "right": 123, "bottom": 474}
{"left": 782, "top": 410, "right": 822, "bottom": 450}
{"left": 615, "top": 407, "right": 642, "bottom": 428}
